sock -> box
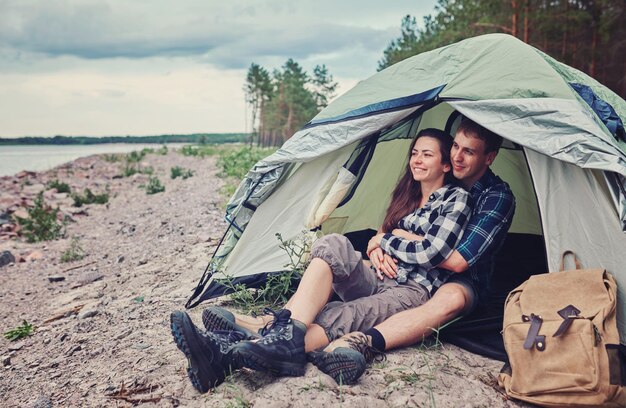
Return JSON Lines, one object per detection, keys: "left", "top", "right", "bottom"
{"left": 364, "top": 328, "right": 386, "bottom": 351}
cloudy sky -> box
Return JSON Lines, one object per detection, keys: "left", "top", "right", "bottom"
{"left": 0, "top": 0, "right": 437, "bottom": 137}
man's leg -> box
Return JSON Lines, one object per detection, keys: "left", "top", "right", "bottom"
{"left": 374, "top": 282, "right": 472, "bottom": 350}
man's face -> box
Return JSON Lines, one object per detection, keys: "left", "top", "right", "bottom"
{"left": 450, "top": 130, "right": 497, "bottom": 188}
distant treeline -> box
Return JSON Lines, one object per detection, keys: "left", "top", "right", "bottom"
{"left": 0, "top": 133, "right": 249, "bottom": 145}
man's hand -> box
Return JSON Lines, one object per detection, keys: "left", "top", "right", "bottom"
{"left": 369, "top": 248, "right": 398, "bottom": 280}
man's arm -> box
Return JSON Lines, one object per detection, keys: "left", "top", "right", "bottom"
{"left": 442, "top": 185, "right": 515, "bottom": 273}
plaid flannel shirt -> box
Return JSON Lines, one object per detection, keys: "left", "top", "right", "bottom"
{"left": 456, "top": 168, "right": 516, "bottom": 303}
{"left": 380, "top": 184, "right": 471, "bottom": 293}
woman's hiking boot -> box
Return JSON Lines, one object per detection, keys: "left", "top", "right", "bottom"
{"left": 170, "top": 311, "right": 243, "bottom": 393}
{"left": 232, "top": 309, "right": 307, "bottom": 376}
{"left": 201, "top": 306, "right": 263, "bottom": 340}
{"left": 307, "top": 331, "right": 385, "bottom": 385}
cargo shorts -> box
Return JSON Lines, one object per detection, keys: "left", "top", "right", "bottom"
{"left": 310, "top": 233, "right": 430, "bottom": 341}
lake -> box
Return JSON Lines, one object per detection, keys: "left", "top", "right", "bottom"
{"left": 0, "top": 144, "right": 188, "bottom": 177}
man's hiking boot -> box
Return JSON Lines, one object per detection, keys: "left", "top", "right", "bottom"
{"left": 170, "top": 311, "right": 243, "bottom": 393}
{"left": 201, "top": 306, "right": 262, "bottom": 340}
{"left": 308, "top": 331, "right": 385, "bottom": 385}
{"left": 232, "top": 309, "right": 307, "bottom": 376}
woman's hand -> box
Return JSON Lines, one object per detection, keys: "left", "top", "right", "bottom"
{"left": 369, "top": 248, "right": 398, "bottom": 280}
{"left": 366, "top": 233, "right": 385, "bottom": 257}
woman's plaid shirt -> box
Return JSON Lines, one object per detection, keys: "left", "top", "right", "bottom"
{"left": 380, "top": 184, "right": 471, "bottom": 293}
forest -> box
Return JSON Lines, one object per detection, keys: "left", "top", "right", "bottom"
{"left": 247, "top": 0, "right": 624, "bottom": 146}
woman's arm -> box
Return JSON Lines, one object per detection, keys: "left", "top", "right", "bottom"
{"left": 377, "top": 188, "right": 472, "bottom": 268}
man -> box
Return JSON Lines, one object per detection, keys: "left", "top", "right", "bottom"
{"left": 170, "top": 118, "right": 515, "bottom": 392}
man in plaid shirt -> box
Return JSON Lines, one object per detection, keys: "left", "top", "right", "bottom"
{"left": 363, "top": 118, "right": 516, "bottom": 352}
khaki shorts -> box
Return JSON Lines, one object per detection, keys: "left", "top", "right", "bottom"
{"left": 311, "top": 234, "right": 430, "bottom": 341}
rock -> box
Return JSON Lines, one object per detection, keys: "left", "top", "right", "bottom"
{"left": 30, "top": 394, "right": 52, "bottom": 408}
{"left": 116, "top": 255, "right": 125, "bottom": 263}
{"left": 8, "top": 342, "right": 24, "bottom": 351}
{"left": 76, "top": 272, "right": 104, "bottom": 287}
{"left": 12, "top": 208, "right": 28, "bottom": 220}
{"left": 66, "top": 344, "right": 81, "bottom": 356}
{"left": 0, "top": 251, "right": 15, "bottom": 267}
{"left": 26, "top": 250, "right": 44, "bottom": 262}
{"left": 114, "top": 329, "right": 132, "bottom": 340}
{"left": 78, "top": 309, "right": 98, "bottom": 319}
{"left": 138, "top": 258, "right": 148, "bottom": 265}
{"left": 132, "top": 341, "right": 151, "bottom": 350}
{"left": 2, "top": 355, "right": 11, "bottom": 366}
{"left": 22, "top": 183, "right": 46, "bottom": 195}
{"left": 47, "top": 275, "right": 65, "bottom": 283}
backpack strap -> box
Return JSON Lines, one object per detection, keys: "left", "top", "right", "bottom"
{"left": 559, "top": 250, "right": 582, "bottom": 271}
{"left": 523, "top": 314, "right": 546, "bottom": 351}
{"left": 553, "top": 304, "right": 581, "bottom": 337}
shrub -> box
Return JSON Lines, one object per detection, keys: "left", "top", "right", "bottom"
{"left": 145, "top": 177, "right": 165, "bottom": 194}
{"left": 72, "top": 188, "right": 109, "bottom": 207}
{"left": 14, "top": 192, "right": 64, "bottom": 242}
{"left": 46, "top": 179, "right": 71, "bottom": 194}
{"left": 217, "top": 146, "right": 274, "bottom": 180}
{"left": 3, "top": 320, "right": 34, "bottom": 341}
{"left": 170, "top": 166, "right": 194, "bottom": 179}
{"left": 224, "top": 231, "right": 314, "bottom": 313}
{"left": 60, "top": 236, "right": 86, "bottom": 263}
{"left": 102, "top": 153, "right": 121, "bottom": 162}
{"left": 157, "top": 145, "right": 168, "bottom": 155}
{"left": 126, "top": 150, "right": 146, "bottom": 163}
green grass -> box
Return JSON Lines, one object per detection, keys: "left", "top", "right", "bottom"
{"left": 223, "top": 231, "right": 314, "bottom": 314}
{"left": 60, "top": 236, "right": 86, "bottom": 263}
{"left": 102, "top": 153, "right": 121, "bottom": 162}
{"left": 145, "top": 177, "right": 165, "bottom": 194}
{"left": 46, "top": 179, "right": 71, "bottom": 193}
{"left": 72, "top": 188, "right": 109, "bottom": 207}
{"left": 14, "top": 192, "right": 64, "bottom": 242}
{"left": 170, "top": 166, "right": 194, "bottom": 179}
{"left": 4, "top": 320, "right": 34, "bottom": 341}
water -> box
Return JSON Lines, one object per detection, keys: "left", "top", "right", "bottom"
{"left": 0, "top": 144, "right": 188, "bottom": 177}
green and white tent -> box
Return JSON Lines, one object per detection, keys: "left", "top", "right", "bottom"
{"left": 188, "top": 33, "right": 626, "bottom": 346}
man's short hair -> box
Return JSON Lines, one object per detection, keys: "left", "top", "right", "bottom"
{"left": 457, "top": 118, "right": 503, "bottom": 154}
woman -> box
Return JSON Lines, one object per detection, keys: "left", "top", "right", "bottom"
{"left": 171, "top": 128, "right": 471, "bottom": 392}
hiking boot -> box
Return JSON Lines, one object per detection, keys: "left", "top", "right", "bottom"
{"left": 170, "top": 311, "right": 243, "bottom": 393}
{"left": 201, "top": 306, "right": 262, "bottom": 340}
{"left": 308, "top": 331, "right": 385, "bottom": 385}
{"left": 232, "top": 309, "right": 307, "bottom": 376}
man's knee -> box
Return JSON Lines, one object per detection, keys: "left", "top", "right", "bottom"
{"left": 430, "top": 283, "right": 470, "bottom": 317}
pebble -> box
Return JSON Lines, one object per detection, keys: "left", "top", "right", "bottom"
{"left": 2, "top": 355, "right": 11, "bottom": 366}
{"left": 47, "top": 275, "right": 65, "bottom": 283}
{"left": 30, "top": 394, "right": 52, "bottom": 408}
{"left": 138, "top": 258, "right": 148, "bottom": 265}
{"left": 66, "top": 344, "right": 81, "bottom": 356}
{"left": 79, "top": 309, "right": 99, "bottom": 319}
{"left": 0, "top": 250, "right": 15, "bottom": 267}
{"left": 8, "top": 342, "right": 24, "bottom": 351}
{"left": 116, "top": 255, "right": 125, "bottom": 263}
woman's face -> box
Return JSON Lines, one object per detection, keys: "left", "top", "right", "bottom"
{"left": 409, "top": 136, "right": 451, "bottom": 184}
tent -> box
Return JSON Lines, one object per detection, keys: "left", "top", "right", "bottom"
{"left": 187, "top": 33, "right": 626, "bottom": 355}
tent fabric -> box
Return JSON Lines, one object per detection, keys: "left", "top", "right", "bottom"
{"left": 188, "top": 33, "right": 626, "bottom": 347}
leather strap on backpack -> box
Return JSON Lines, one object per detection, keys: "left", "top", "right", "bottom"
{"left": 559, "top": 250, "right": 582, "bottom": 271}
{"left": 553, "top": 304, "right": 581, "bottom": 337}
{"left": 523, "top": 314, "right": 546, "bottom": 351}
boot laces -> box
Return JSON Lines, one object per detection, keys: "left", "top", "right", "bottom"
{"left": 258, "top": 308, "right": 292, "bottom": 343}
{"left": 345, "top": 333, "right": 386, "bottom": 364}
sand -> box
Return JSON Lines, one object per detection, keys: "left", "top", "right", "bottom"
{"left": 0, "top": 149, "right": 529, "bottom": 407}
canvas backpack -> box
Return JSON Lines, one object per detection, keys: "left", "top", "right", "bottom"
{"left": 498, "top": 251, "right": 626, "bottom": 407}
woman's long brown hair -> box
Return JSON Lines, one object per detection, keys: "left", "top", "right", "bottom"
{"left": 381, "top": 128, "right": 454, "bottom": 232}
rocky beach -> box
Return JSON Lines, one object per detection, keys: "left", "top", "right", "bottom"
{"left": 0, "top": 149, "right": 527, "bottom": 407}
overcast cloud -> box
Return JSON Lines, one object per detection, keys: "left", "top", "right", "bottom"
{"left": 0, "top": 0, "right": 437, "bottom": 136}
